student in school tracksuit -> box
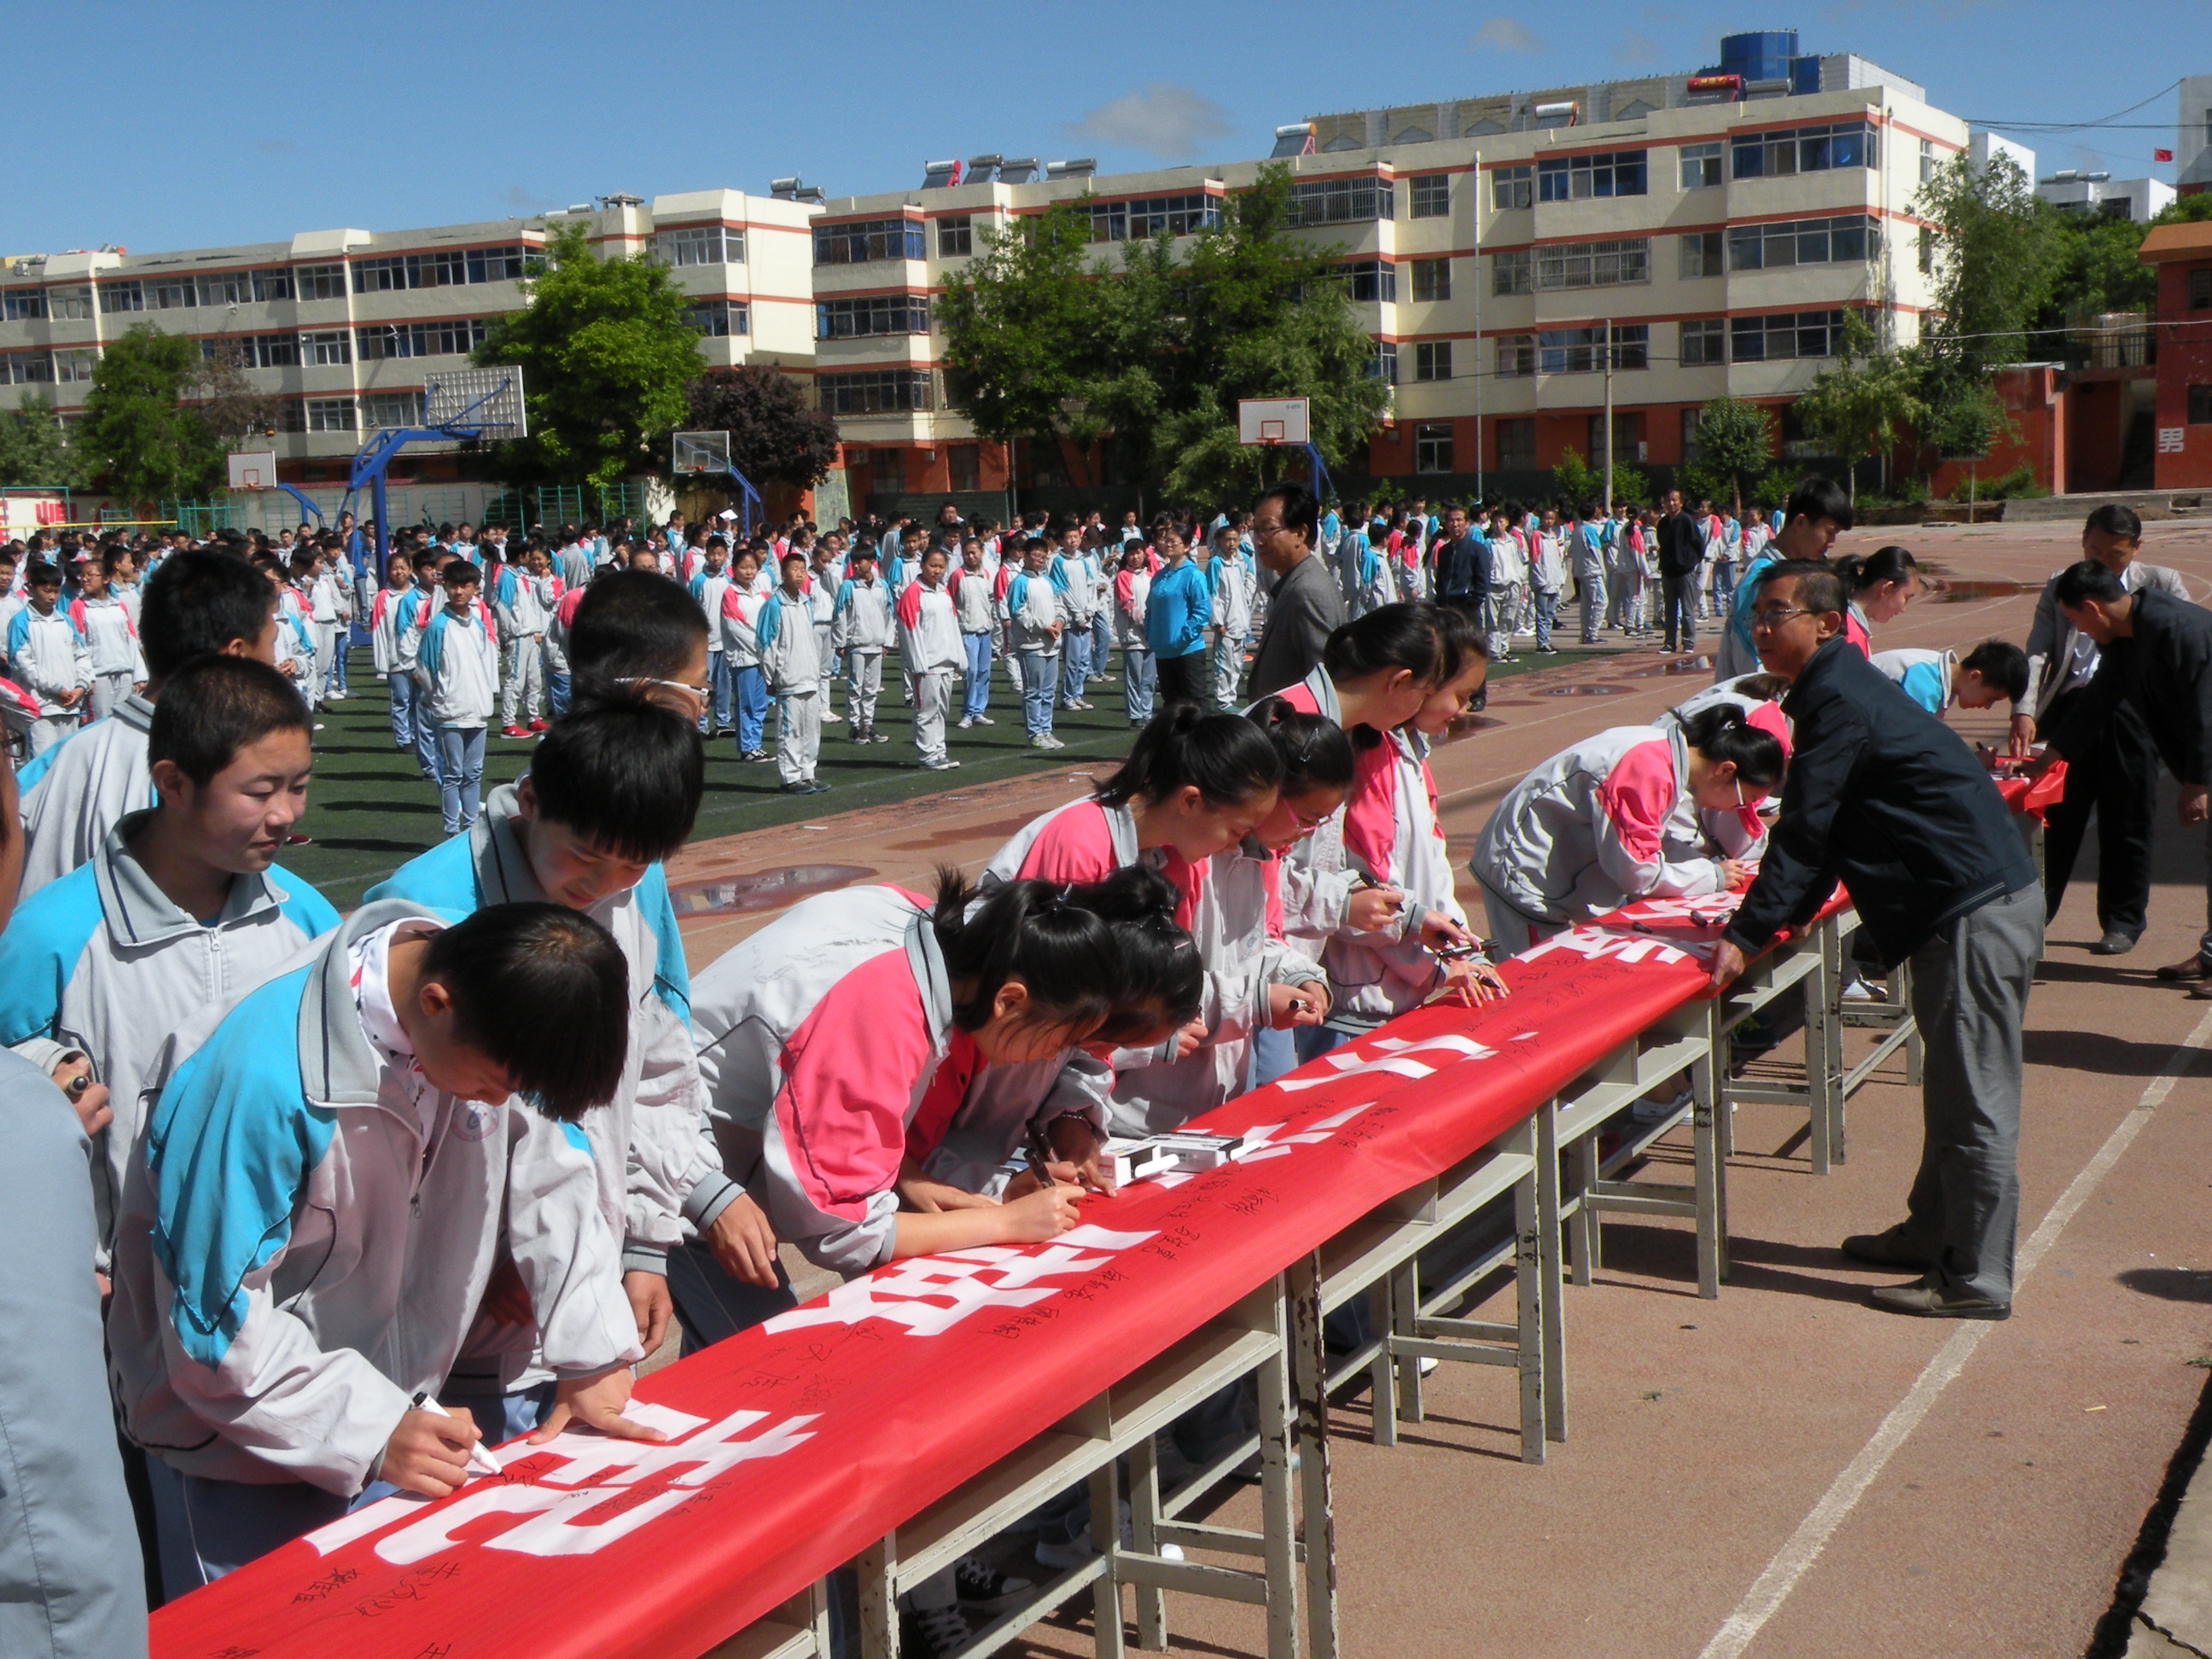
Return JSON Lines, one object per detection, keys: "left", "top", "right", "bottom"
{"left": 69, "top": 587, "right": 144, "bottom": 722}
{"left": 1051, "top": 540, "right": 1098, "bottom": 708}
{"left": 9, "top": 577, "right": 90, "bottom": 756}
{"left": 539, "top": 566, "right": 573, "bottom": 719}
{"left": 953, "top": 544, "right": 998, "bottom": 725}
{"left": 689, "top": 547, "right": 734, "bottom": 736}
{"left": 405, "top": 568, "right": 501, "bottom": 836}
{"left": 719, "top": 556, "right": 771, "bottom": 760}
{"left": 1209, "top": 543, "right": 1253, "bottom": 712}
{"left": 370, "top": 558, "right": 426, "bottom": 767}
{"left": 1113, "top": 545, "right": 1154, "bottom": 726}
{"left": 806, "top": 547, "right": 844, "bottom": 722}
{"left": 831, "top": 551, "right": 894, "bottom": 743}
{"left": 107, "top": 901, "right": 646, "bottom": 1597}
{"left": 758, "top": 555, "right": 825, "bottom": 793}
{"left": 492, "top": 558, "right": 550, "bottom": 734}
{"left": 1871, "top": 647, "right": 1958, "bottom": 718}
{"left": 1469, "top": 711, "right": 1785, "bottom": 953}
{"left": 898, "top": 550, "right": 963, "bottom": 771}
{"left": 0, "top": 667, "right": 339, "bottom": 1255}
{"left": 1003, "top": 549, "right": 1067, "bottom": 747}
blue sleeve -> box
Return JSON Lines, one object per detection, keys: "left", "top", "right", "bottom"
{"left": 635, "top": 864, "right": 692, "bottom": 1026}
{"left": 13, "top": 725, "right": 73, "bottom": 794}
{"left": 0, "top": 864, "right": 106, "bottom": 1047}
{"left": 1898, "top": 661, "right": 1948, "bottom": 715}
{"left": 145, "top": 966, "right": 332, "bottom": 1368}
{"left": 416, "top": 610, "right": 445, "bottom": 684}
{"left": 5, "top": 608, "right": 27, "bottom": 661}
{"left": 265, "top": 864, "right": 341, "bottom": 940}
{"left": 755, "top": 595, "right": 781, "bottom": 652}
{"left": 361, "top": 829, "right": 483, "bottom": 913}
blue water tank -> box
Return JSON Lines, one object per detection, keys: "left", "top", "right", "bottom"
{"left": 1719, "top": 30, "right": 1800, "bottom": 84}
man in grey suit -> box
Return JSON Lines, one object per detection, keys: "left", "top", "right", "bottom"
{"left": 2011, "top": 504, "right": 2192, "bottom": 957}
{"left": 1245, "top": 482, "right": 1345, "bottom": 700}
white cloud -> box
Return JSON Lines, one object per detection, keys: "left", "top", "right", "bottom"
{"left": 1470, "top": 17, "right": 1543, "bottom": 51}
{"left": 1067, "top": 84, "right": 1234, "bottom": 160}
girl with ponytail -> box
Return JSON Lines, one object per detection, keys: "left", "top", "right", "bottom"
{"left": 1833, "top": 544, "right": 1920, "bottom": 655}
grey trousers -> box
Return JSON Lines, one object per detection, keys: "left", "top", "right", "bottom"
{"left": 776, "top": 688, "right": 821, "bottom": 784}
{"left": 1900, "top": 883, "right": 2042, "bottom": 1303}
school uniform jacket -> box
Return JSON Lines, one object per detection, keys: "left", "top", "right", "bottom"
{"left": 368, "top": 585, "right": 415, "bottom": 675}
{"left": 409, "top": 605, "right": 500, "bottom": 727}
{"left": 952, "top": 568, "right": 997, "bottom": 635}
{"left": 1000, "top": 569, "right": 1065, "bottom": 655}
{"left": 108, "top": 902, "right": 640, "bottom": 1494}
{"left": 68, "top": 594, "right": 144, "bottom": 680}
{"left": 1871, "top": 648, "right": 1957, "bottom": 717}
{"left": 8, "top": 605, "right": 87, "bottom": 716}
{"left": 831, "top": 577, "right": 894, "bottom": 654}
{"left": 756, "top": 589, "right": 820, "bottom": 695}
{"left": 1471, "top": 724, "right": 1749, "bottom": 927}
{"left": 896, "top": 579, "right": 963, "bottom": 675}
{"left": 17, "top": 694, "right": 159, "bottom": 897}
{"left": 720, "top": 584, "right": 768, "bottom": 670}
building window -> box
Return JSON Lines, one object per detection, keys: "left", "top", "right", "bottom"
{"left": 1679, "top": 317, "right": 1726, "bottom": 367}
{"left": 1492, "top": 248, "right": 1532, "bottom": 296}
{"left": 2189, "top": 269, "right": 2212, "bottom": 310}
{"left": 146, "top": 276, "right": 197, "bottom": 310}
{"left": 1496, "top": 417, "right": 1535, "bottom": 471}
{"left": 938, "top": 216, "right": 973, "bottom": 258}
{"left": 355, "top": 319, "right": 490, "bottom": 360}
{"left": 44, "top": 286, "right": 90, "bottom": 320}
{"left": 1086, "top": 194, "right": 1221, "bottom": 242}
{"left": 1414, "top": 422, "right": 1454, "bottom": 474}
{"left": 3, "top": 352, "right": 55, "bottom": 383}
{"left": 98, "top": 281, "right": 143, "bottom": 314}
{"left": 1681, "top": 407, "right": 1703, "bottom": 462}
{"left": 817, "top": 294, "right": 931, "bottom": 339}
{"left": 52, "top": 349, "right": 96, "bottom": 384}
{"left": 1679, "top": 230, "right": 1725, "bottom": 278}
{"left": 1918, "top": 227, "right": 1935, "bottom": 276}
{"left": 1409, "top": 174, "right": 1452, "bottom": 218}
{"left": 1490, "top": 166, "right": 1534, "bottom": 211}
{"left": 813, "top": 218, "right": 927, "bottom": 265}
{"left": 295, "top": 264, "right": 346, "bottom": 300}
{"left": 250, "top": 268, "right": 294, "bottom": 302}
{"left": 196, "top": 272, "right": 252, "bottom": 306}
{"left": 1732, "top": 120, "right": 1879, "bottom": 179}
{"left": 946, "top": 443, "right": 980, "bottom": 491}
{"left": 411, "top": 249, "right": 469, "bottom": 288}
{"left": 685, "top": 300, "right": 750, "bottom": 337}
{"left": 1728, "top": 215, "right": 1875, "bottom": 271}
{"left": 818, "top": 369, "right": 934, "bottom": 416}
{"left": 1538, "top": 149, "right": 1648, "bottom": 201}
{"left": 1368, "top": 342, "right": 1399, "bottom": 382}
{"left": 242, "top": 333, "right": 301, "bottom": 368}
{"left": 1412, "top": 259, "right": 1451, "bottom": 302}
{"left": 2189, "top": 386, "right": 2212, "bottom": 424}
{"left": 306, "top": 398, "right": 356, "bottom": 432}
{"left": 1919, "top": 137, "right": 1938, "bottom": 185}
{"left": 1494, "top": 334, "right": 1535, "bottom": 377}
{"left": 1413, "top": 341, "right": 1452, "bottom": 382}
{"left": 655, "top": 226, "right": 743, "bottom": 268}
{"left": 1287, "top": 178, "right": 1394, "bottom": 225}
{"left": 1587, "top": 411, "right": 1644, "bottom": 464}
{"left": 2, "top": 288, "right": 46, "bottom": 321}
{"left": 1679, "top": 143, "right": 1724, "bottom": 189}
{"left": 466, "top": 246, "right": 540, "bottom": 282}
{"left": 1534, "top": 237, "right": 1650, "bottom": 289}
{"left": 1537, "top": 323, "right": 1646, "bottom": 374}
{"left": 302, "top": 330, "right": 352, "bottom": 366}
{"left": 352, "top": 257, "right": 408, "bottom": 294}
{"left": 274, "top": 400, "right": 307, "bottom": 433}
{"left": 362, "top": 391, "right": 424, "bottom": 428}
{"left": 1337, "top": 259, "right": 1396, "bottom": 303}
{"left": 1732, "top": 309, "right": 1850, "bottom": 362}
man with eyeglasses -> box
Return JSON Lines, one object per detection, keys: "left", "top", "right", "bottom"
{"left": 1246, "top": 482, "right": 1343, "bottom": 700}
{"left": 1710, "top": 560, "right": 2040, "bottom": 1322}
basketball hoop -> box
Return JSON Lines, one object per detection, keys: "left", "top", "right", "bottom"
{"left": 226, "top": 451, "right": 279, "bottom": 492}
{"left": 1237, "top": 397, "right": 1311, "bottom": 447}
{"left": 422, "top": 366, "right": 527, "bottom": 439}
{"left": 672, "top": 430, "right": 732, "bottom": 474}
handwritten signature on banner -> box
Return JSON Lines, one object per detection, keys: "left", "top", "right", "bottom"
{"left": 1518, "top": 894, "right": 1742, "bottom": 970}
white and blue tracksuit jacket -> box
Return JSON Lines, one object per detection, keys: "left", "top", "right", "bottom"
{"left": 107, "top": 901, "right": 641, "bottom": 1495}
{"left": 0, "top": 812, "right": 338, "bottom": 1253}
{"left": 17, "top": 692, "right": 158, "bottom": 896}
{"left": 409, "top": 604, "right": 499, "bottom": 727}
{"left": 8, "top": 604, "right": 87, "bottom": 716}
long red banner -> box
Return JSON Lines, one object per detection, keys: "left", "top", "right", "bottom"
{"left": 149, "top": 896, "right": 1767, "bottom": 1659}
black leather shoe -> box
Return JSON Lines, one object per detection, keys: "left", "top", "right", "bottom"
{"left": 2090, "top": 930, "right": 2139, "bottom": 956}
{"left": 1841, "top": 1230, "right": 1936, "bottom": 1270}
{"left": 1869, "top": 1281, "right": 2010, "bottom": 1319}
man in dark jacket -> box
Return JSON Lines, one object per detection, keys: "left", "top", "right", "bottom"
{"left": 1246, "top": 482, "right": 1345, "bottom": 699}
{"left": 1435, "top": 504, "right": 1489, "bottom": 624}
{"left": 2046, "top": 561, "right": 2212, "bottom": 988}
{"left": 1654, "top": 487, "right": 1706, "bottom": 654}
{"left": 1710, "top": 562, "right": 2041, "bottom": 1319}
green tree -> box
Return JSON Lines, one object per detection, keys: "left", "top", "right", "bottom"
{"left": 1792, "top": 312, "right": 1926, "bottom": 504}
{"left": 76, "top": 324, "right": 223, "bottom": 502}
{"left": 475, "top": 223, "right": 702, "bottom": 491}
{"left": 0, "top": 394, "right": 80, "bottom": 488}
{"left": 1912, "top": 151, "right": 2057, "bottom": 377}
{"left": 683, "top": 366, "right": 841, "bottom": 491}
{"left": 1689, "top": 398, "right": 1773, "bottom": 515}
{"left": 1551, "top": 445, "right": 1595, "bottom": 503}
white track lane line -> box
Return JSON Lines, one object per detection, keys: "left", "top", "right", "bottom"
{"left": 1696, "top": 1005, "right": 2212, "bottom": 1659}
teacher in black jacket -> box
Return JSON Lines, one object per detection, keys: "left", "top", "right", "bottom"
{"left": 1654, "top": 488, "right": 1706, "bottom": 655}
{"left": 2046, "top": 559, "right": 2212, "bottom": 989}
{"left": 1710, "top": 561, "right": 2041, "bottom": 1319}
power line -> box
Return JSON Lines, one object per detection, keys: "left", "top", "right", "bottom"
{"left": 1965, "top": 79, "right": 2184, "bottom": 133}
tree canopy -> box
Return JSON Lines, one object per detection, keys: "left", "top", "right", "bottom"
{"left": 1792, "top": 311, "right": 1925, "bottom": 503}
{"left": 0, "top": 395, "right": 80, "bottom": 490}
{"left": 475, "top": 223, "right": 703, "bottom": 491}
{"left": 1687, "top": 398, "right": 1775, "bottom": 515}
{"left": 683, "top": 366, "right": 841, "bottom": 491}
{"left": 76, "top": 324, "right": 224, "bottom": 502}
{"left": 938, "top": 166, "right": 1390, "bottom": 504}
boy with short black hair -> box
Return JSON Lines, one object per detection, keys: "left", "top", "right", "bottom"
{"left": 405, "top": 556, "right": 500, "bottom": 835}
{"left": 832, "top": 546, "right": 894, "bottom": 743}
{"left": 760, "top": 550, "right": 827, "bottom": 792}
{"left": 0, "top": 655, "right": 339, "bottom": 1254}
{"left": 9, "top": 561, "right": 87, "bottom": 758}
{"left": 71, "top": 550, "right": 146, "bottom": 721}
{"left": 565, "top": 567, "right": 711, "bottom": 726}
{"left": 108, "top": 899, "right": 654, "bottom": 1596}
{"left": 494, "top": 544, "right": 551, "bottom": 737}
{"left": 1003, "top": 538, "right": 1066, "bottom": 749}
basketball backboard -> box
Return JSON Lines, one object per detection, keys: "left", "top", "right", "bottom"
{"left": 672, "top": 430, "right": 732, "bottom": 474}
{"left": 226, "top": 450, "right": 279, "bottom": 492}
{"left": 422, "top": 366, "right": 526, "bottom": 438}
{"left": 1237, "top": 397, "right": 1310, "bottom": 446}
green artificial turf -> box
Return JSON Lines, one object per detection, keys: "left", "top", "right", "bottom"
{"left": 283, "top": 644, "right": 1608, "bottom": 908}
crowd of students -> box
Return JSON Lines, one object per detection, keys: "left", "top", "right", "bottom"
{"left": 0, "top": 476, "right": 2191, "bottom": 1659}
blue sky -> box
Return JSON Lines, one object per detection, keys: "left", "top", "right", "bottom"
{"left": 9, "top": 0, "right": 2203, "bottom": 257}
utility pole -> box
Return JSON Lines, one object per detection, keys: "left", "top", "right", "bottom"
{"left": 1472, "top": 146, "right": 1484, "bottom": 507}
{"left": 1601, "top": 316, "right": 1615, "bottom": 514}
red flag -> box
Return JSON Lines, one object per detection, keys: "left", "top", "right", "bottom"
{"left": 2156, "top": 148, "right": 2175, "bottom": 162}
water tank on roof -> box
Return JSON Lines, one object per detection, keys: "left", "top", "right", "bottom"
{"left": 1719, "top": 30, "right": 1800, "bottom": 84}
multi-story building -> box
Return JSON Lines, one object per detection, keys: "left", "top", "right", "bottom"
{"left": 2036, "top": 170, "right": 2175, "bottom": 224}
{"left": 813, "top": 28, "right": 1962, "bottom": 511}
{"left": 0, "top": 189, "right": 818, "bottom": 489}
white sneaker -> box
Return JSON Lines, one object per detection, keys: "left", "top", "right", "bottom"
{"left": 974, "top": 713, "right": 994, "bottom": 725}
{"left": 1044, "top": 734, "right": 1067, "bottom": 748}
{"left": 822, "top": 711, "right": 844, "bottom": 724}
{"left": 958, "top": 716, "right": 975, "bottom": 729}
{"left": 1031, "top": 734, "right": 1054, "bottom": 749}
{"left": 1630, "top": 1089, "right": 1692, "bottom": 1126}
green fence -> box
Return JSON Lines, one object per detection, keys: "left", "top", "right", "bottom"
{"left": 162, "top": 499, "right": 248, "bottom": 537}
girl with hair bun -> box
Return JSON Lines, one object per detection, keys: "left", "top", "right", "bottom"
{"left": 1470, "top": 701, "right": 1787, "bottom": 953}
{"left": 1833, "top": 544, "right": 1920, "bottom": 655}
